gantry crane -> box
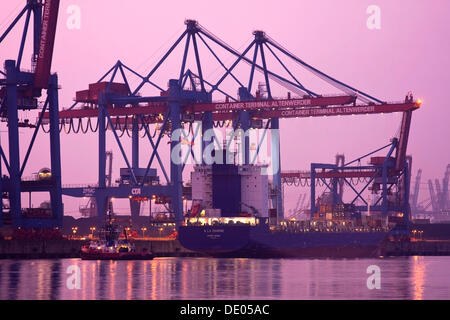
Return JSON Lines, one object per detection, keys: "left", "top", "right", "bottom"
{"left": 0, "top": 0, "right": 62, "bottom": 228}
{"left": 281, "top": 89, "right": 418, "bottom": 231}
{"left": 37, "top": 20, "right": 420, "bottom": 229}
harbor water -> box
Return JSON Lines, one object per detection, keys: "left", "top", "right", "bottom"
{"left": 0, "top": 256, "right": 449, "bottom": 300}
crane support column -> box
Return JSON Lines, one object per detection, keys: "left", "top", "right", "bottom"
{"left": 97, "top": 95, "right": 107, "bottom": 222}
{"left": 332, "top": 178, "right": 339, "bottom": 208}
{"left": 169, "top": 80, "right": 184, "bottom": 228}
{"left": 237, "top": 87, "right": 252, "bottom": 165}
{"left": 130, "top": 115, "right": 141, "bottom": 220}
{"left": 48, "top": 73, "right": 63, "bottom": 225}
{"left": 404, "top": 161, "right": 410, "bottom": 228}
{"left": 271, "top": 117, "right": 283, "bottom": 222}
{"left": 98, "top": 97, "right": 106, "bottom": 189}
{"left": 381, "top": 156, "right": 388, "bottom": 216}
{"left": 5, "top": 60, "right": 22, "bottom": 226}
{"left": 310, "top": 166, "right": 316, "bottom": 218}
{"left": 132, "top": 116, "right": 139, "bottom": 169}
{"left": 240, "top": 110, "right": 250, "bottom": 164}
{"left": 202, "top": 111, "right": 214, "bottom": 163}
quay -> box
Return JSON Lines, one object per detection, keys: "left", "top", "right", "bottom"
{"left": 0, "top": 238, "right": 203, "bottom": 259}
{"left": 2, "top": 238, "right": 450, "bottom": 259}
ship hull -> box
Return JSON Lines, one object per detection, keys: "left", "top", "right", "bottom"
{"left": 178, "top": 224, "right": 387, "bottom": 258}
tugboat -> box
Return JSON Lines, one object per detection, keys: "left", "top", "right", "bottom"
{"left": 81, "top": 211, "right": 154, "bottom": 260}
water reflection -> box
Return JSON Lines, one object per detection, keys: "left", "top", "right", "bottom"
{"left": 7, "top": 262, "right": 20, "bottom": 300}
{"left": 411, "top": 256, "right": 425, "bottom": 300}
{"left": 0, "top": 257, "right": 449, "bottom": 300}
{"left": 98, "top": 260, "right": 108, "bottom": 299}
{"left": 49, "top": 262, "right": 61, "bottom": 300}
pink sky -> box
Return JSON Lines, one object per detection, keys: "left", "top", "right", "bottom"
{"left": 1, "top": 0, "right": 449, "bottom": 216}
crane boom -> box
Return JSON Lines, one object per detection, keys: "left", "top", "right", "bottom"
{"left": 395, "top": 110, "right": 413, "bottom": 171}
{"left": 435, "top": 179, "right": 443, "bottom": 211}
{"left": 33, "top": 0, "right": 60, "bottom": 89}
{"left": 411, "top": 169, "right": 422, "bottom": 211}
{"left": 428, "top": 179, "right": 439, "bottom": 212}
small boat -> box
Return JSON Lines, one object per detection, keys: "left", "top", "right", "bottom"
{"left": 81, "top": 213, "right": 154, "bottom": 260}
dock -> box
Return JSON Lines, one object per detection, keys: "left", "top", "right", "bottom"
{"left": 2, "top": 238, "right": 450, "bottom": 259}
{"left": 384, "top": 240, "right": 450, "bottom": 256}
{"left": 0, "top": 238, "right": 203, "bottom": 259}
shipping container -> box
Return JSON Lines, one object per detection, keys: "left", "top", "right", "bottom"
{"left": 370, "top": 156, "right": 395, "bottom": 166}
{"left": 75, "top": 89, "right": 90, "bottom": 102}
{"left": 88, "top": 82, "right": 128, "bottom": 101}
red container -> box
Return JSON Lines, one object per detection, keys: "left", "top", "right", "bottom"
{"left": 88, "top": 82, "right": 128, "bottom": 101}
{"left": 75, "top": 89, "right": 90, "bottom": 102}
{"left": 370, "top": 156, "right": 395, "bottom": 166}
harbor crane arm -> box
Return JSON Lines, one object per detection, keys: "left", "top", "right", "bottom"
{"left": 411, "top": 169, "right": 422, "bottom": 211}
{"left": 428, "top": 180, "right": 439, "bottom": 212}
{"left": 33, "top": 0, "right": 60, "bottom": 89}
{"left": 395, "top": 95, "right": 421, "bottom": 172}
{"left": 395, "top": 110, "right": 413, "bottom": 172}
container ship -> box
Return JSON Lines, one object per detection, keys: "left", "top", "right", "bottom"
{"left": 178, "top": 158, "right": 396, "bottom": 258}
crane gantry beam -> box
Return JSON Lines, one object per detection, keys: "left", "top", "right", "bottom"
{"left": 45, "top": 98, "right": 419, "bottom": 122}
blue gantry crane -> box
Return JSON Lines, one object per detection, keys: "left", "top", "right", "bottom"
{"left": 36, "top": 20, "right": 420, "bottom": 231}
{"left": 0, "top": 0, "right": 62, "bottom": 228}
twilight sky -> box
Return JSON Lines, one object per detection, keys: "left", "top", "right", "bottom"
{"left": 1, "top": 0, "right": 449, "bottom": 216}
